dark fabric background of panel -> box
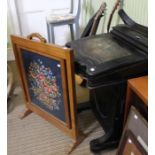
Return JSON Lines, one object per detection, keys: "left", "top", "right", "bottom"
{"left": 21, "top": 49, "right": 66, "bottom": 123}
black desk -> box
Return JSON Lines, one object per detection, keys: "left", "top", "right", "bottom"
{"left": 68, "top": 33, "right": 148, "bottom": 152}
{"left": 69, "top": 33, "right": 147, "bottom": 88}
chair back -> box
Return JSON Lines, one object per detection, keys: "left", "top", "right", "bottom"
{"left": 107, "top": 0, "right": 124, "bottom": 32}
{"left": 89, "top": 2, "right": 106, "bottom": 35}
{"left": 81, "top": 2, "right": 106, "bottom": 37}
{"left": 70, "top": 0, "right": 81, "bottom": 19}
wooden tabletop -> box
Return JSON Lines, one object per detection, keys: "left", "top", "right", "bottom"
{"left": 128, "top": 76, "right": 148, "bottom": 105}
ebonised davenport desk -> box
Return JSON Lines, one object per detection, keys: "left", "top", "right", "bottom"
{"left": 67, "top": 33, "right": 148, "bottom": 152}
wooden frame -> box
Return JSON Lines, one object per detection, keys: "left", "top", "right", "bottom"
{"left": 11, "top": 34, "right": 78, "bottom": 140}
{"left": 117, "top": 130, "right": 147, "bottom": 155}
{"left": 124, "top": 76, "right": 148, "bottom": 125}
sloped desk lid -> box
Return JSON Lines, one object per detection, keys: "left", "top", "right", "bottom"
{"left": 70, "top": 34, "right": 147, "bottom": 76}
{"left": 68, "top": 34, "right": 148, "bottom": 87}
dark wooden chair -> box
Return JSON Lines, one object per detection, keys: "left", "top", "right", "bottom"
{"left": 81, "top": 2, "right": 106, "bottom": 37}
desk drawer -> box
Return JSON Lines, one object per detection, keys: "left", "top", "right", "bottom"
{"left": 117, "top": 106, "right": 148, "bottom": 154}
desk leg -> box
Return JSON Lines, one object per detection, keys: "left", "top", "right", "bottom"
{"left": 89, "top": 82, "right": 126, "bottom": 153}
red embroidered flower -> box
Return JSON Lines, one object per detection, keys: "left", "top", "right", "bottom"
{"left": 47, "top": 87, "right": 52, "bottom": 93}
{"left": 38, "top": 74, "right": 45, "bottom": 81}
{"left": 39, "top": 93, "right": 47, "bottom": 100}
{"left": 51, "top": 86, "right": 58, "bottom": 92}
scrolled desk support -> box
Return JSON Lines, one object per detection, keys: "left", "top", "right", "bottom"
{"left": 89, "top": 81, "right": 126, "bottom": 152}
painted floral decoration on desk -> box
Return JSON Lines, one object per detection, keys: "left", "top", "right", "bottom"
{"left": 28, "top": 59, "right": 61, "bottom": 110}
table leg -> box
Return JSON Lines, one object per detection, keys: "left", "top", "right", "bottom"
{"left": 19, "top": 108, "right": 32, "bottom": 119}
